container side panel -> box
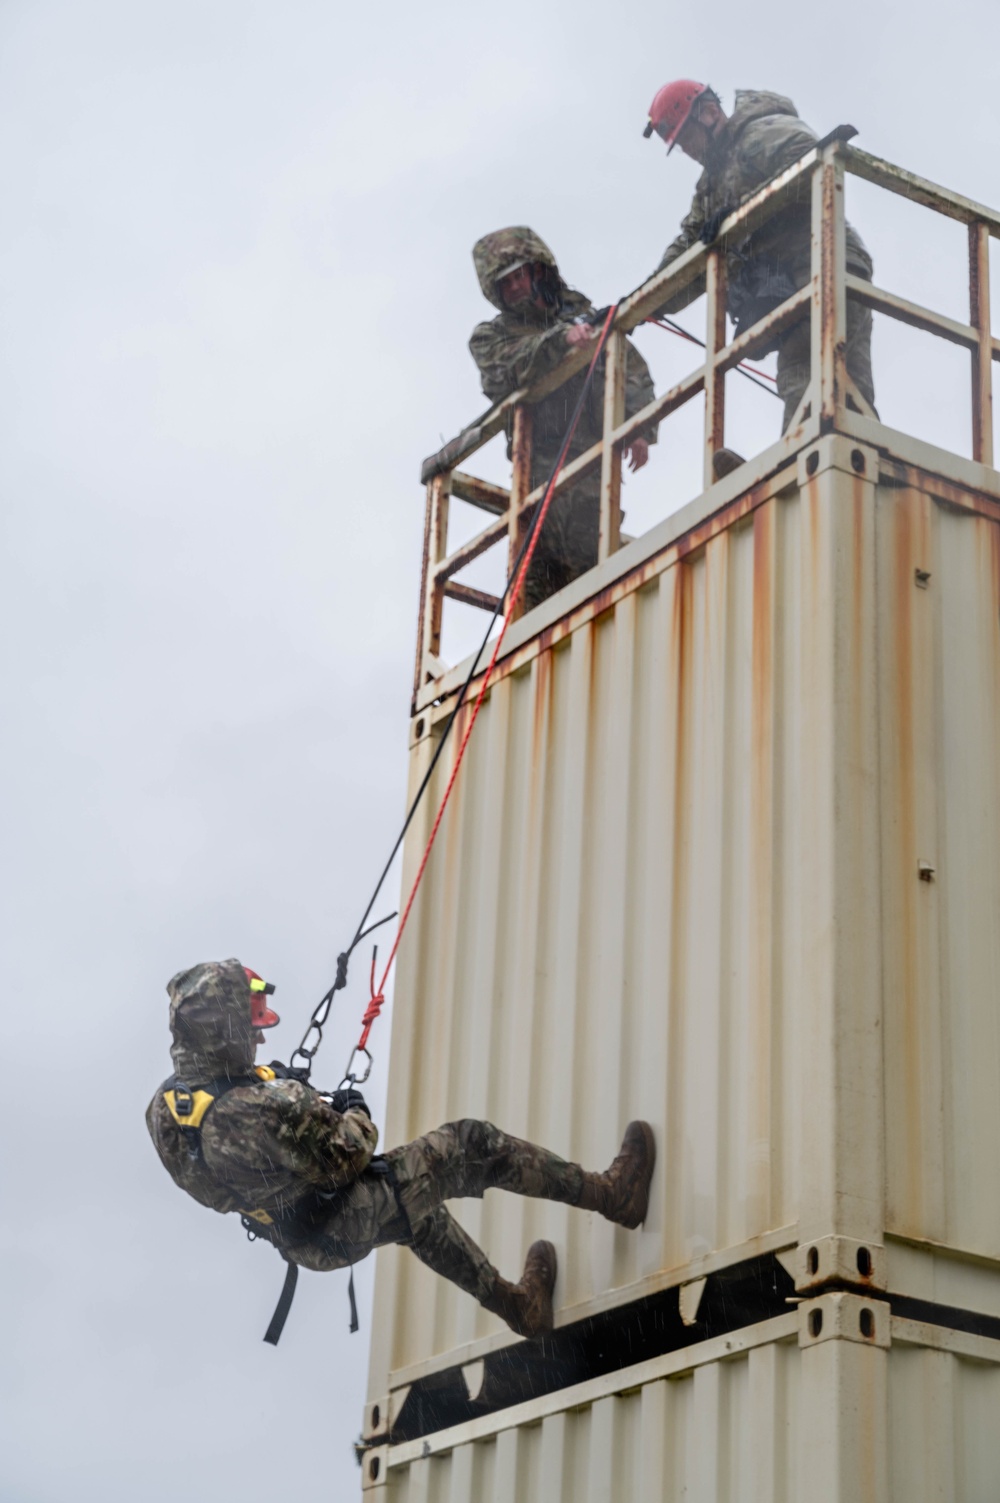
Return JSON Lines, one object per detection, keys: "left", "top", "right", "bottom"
{"left": 377, "top": 489, "right": 821, "bottom": 1378}
{"left": 385, "top": 1340, "right": 821, "bottom": 1502}
{"left": 935, "top": 502, "right": 1000, "bottom": 1255}
{"left": 385, "top": 1336, "right": 1000, "bottom": 1502}
{"left": 796, "top": 461, "right": 884, "bottom": 1246}
{"left": 773, "top": 493, "right": 803, "bottom": 1247}
{"left": 879, "top": 488, "right": 1000, "bottom": 1256}
{"left": 888, "top": 1344, "right": 1000, "bottom": 1502}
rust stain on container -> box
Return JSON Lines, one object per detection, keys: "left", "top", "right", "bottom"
{"left": 531, "top": 646, "right": 552, "bottom": 771}
{"left": 990, "top": 510, "right": 1000, "bottom": 606}
{"left": 750, "top": 500, "right": 776, "bottom": 1225}
{"left": 751, "top": 501, "right": 775, "bottom": 765}
{"left": 428, "top": 478, "right": 784, "bottom": 725}
{"left": 889, "top": 491, "right": 922, "bottom": 1226}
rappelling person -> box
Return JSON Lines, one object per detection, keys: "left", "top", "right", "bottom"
{"left": 146, "top": 959, "right": 656, "bottom": 1337}
{"left": 643, "top": 82, "right": 877, "bottom": 475}
{"left": 469, "top": 227, "right": 659, "bottom": 611}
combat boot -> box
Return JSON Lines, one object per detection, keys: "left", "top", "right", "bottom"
{"left": 482, "top": 1240, "right": 557, "bottom": 1337}
{"left": 577, "top": 1121, "right": 656, "bottom": 1229}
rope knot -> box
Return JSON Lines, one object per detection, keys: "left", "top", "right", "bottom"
{"left": 357, "top": 947, "right": 385, "bottom": 1051}
{"left": 361, "top": 990, "right": 384, "bottom": 1029}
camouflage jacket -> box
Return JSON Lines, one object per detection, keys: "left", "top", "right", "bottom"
{"left": 145, "top": 959, "right": 378, "bottom": 1225}
{"left": 656, "top": 90, "right": 872, "bottom": 316}
{"left": 470, "top": 226, "right": 658, "bottom": 471}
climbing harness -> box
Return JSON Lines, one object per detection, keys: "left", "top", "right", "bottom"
{"left": 163, "top": 1064, "right": 279, "bottom": 1160}
{"left": 161, "top": 1062, "right": 324, "bottom": 1345}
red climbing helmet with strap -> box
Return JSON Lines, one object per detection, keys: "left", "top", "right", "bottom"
{"left": 643, "top": 79, "right": 710, "bottom": 150}
{"left": 244, "top": 966, "right": 281, "bottom": 1028}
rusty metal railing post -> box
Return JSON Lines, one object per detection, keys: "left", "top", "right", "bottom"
{"left": 969, "top": 221, "right": 994, "bottom": 468}
{"left": 506, "top": 405, "right": 534, "bottom": 621}
{"left": 703, "top": 248, "right": 728, "bottom": 486}
{"left": 417, "top": 473, "right": 450, "bottom": 691}
{"left": 599, "top": 330, "right": 626, "bottom": 562}
{"left": 412, "top": 479, "right": 436, "bottom": 710}
{"left": 811, "top": 150, "right": 848, "bottom": 432}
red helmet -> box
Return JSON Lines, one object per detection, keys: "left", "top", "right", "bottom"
{"left": 244, "top": 966, "right": 281, "bottom": 1028}
{"left": 643, "top": 79, "right": 710, "bottom": 151}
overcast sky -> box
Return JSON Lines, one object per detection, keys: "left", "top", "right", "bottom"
{"left": 2, "top": 1, "right": 998, "bottom": 1498}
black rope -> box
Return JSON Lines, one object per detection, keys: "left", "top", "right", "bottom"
{"left": 648, "top": 315, "right": 782, "bottom": 400}
{"left": 347, "top": 1268, "right": 359, "bottom": 1333}
{"left": 291, "top": 312, "right": 618, "bottom": 1079}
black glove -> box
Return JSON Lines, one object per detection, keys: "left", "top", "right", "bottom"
{"left": 701, "top": 207, "right": 734, "bottom": 246}
{"left": 574, "top": 304, "right": 613, "bottom": 327}
{"left": 330, "top": 1087, "right": 370, "bottom": 1117}
{"left": 269, "top": 1059, "right": 311, "bottom": 1084}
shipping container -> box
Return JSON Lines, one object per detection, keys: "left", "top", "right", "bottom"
{"left": 362, "top": 432, "right": 1000, "bottom": 1498}
{"left": 362, "top": 142, "right": 1000, "bottom": 1499}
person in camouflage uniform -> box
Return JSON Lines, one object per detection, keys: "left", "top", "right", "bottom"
{"left": 147, "top": 959, "right": 656, "bottom": 1336}
{"left": 646, "top": 85, "right": 876, "bottom": 441}
{"left": 470, "top": 227, "right": 659, "bottom": 612}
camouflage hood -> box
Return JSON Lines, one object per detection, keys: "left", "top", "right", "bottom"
{"left": 472, "top": 226, "right": 569, "bottom": 311}
{"left": 728, "top": 90, "right": 799, "bottom": 134}
{"left": 709, "top": 90, "right": 800, "bottom": 164}
{"left": 166, "top": 958, "right": 257, "bottom": 1082}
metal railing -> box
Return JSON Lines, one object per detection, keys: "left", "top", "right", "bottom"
{"left": 414, "top": 136, "right": 1000, "bottom": 708}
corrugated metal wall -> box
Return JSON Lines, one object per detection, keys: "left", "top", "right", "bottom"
{"left": 380, "top": 491, "right": 809, "bottom": 1372}
{"left": 876, "top": 488, "right": 1000, "bottom": 1255}
{"left": 368, "top": 442, "right": 1000, "bottom": 1401}
{"left": 387, "top": 1344, "right": 806, "bottom": 1503}
{"left": 887, "top": 1339, "right": 1000, "bottom": 1498}
{"left": 381, "top": 1334, "right": 1000, "bottom": 1503}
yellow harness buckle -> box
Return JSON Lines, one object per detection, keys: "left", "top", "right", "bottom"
{"left": 164, "top": 1088, "right": 217, "bottom": 1130}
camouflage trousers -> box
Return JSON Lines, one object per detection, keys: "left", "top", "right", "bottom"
{"left": 523, "top": 468, "right": 615, "bottom": 614}
{"left": 284, "top": 1120, "right": 583, "bottom": 1305}
{"left": 775, "top": 278, "right": 876, "bottom": 432}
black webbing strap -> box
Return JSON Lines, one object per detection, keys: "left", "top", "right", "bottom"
{"left": 263, "top": 1258, "right": 299, "bottom": 1346}
{"left": 262, "top": 1257, "right": 359, "bottom": 1342}
{"left": 348, "top": 1268, "right": 359, "bottom": 1334}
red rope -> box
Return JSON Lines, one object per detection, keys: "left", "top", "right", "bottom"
{"left": 351, "top": 306, "right": 620, "bottom": 1060}
{"left": 357, "top": 948, "right": 384, "bottom": 1052}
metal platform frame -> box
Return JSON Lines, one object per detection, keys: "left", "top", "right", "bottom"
{"left": 412, "top": 136, "right": 999, "bottom": 715}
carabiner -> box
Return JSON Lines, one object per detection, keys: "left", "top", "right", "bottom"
{"left": 340, "top": 1046, "right": 374, "bottom": 1088}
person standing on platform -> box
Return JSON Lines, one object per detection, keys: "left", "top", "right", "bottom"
{"left": 469, "top": 226, "right": 659, "bottom": 610}
{"left": 643, "top": 82, "right": 877, "bottom": 474}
